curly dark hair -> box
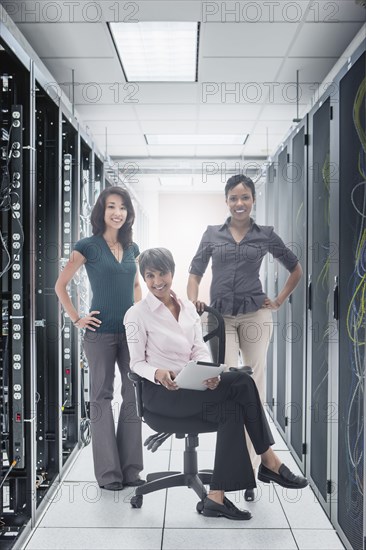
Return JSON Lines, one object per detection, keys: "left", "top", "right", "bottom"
{"left": 90, "top": 186, "right": 135, "bottom": 249}
{"left": 225, "top": 174, "right": 256, "bottom": 201}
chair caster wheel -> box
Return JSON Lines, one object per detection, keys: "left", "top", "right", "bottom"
{"left": 131, "top": 495, "right": 143, "bottom": 508}
{"left": 196, "top": 500, "right": 204, "bottom": 514}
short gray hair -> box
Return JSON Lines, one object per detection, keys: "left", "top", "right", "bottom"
{"left": 138, "top": 248, "right": 175, "bottom": 278}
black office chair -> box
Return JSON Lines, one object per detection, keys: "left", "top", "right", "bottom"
{"left": 128, "top": 305, "right": 252, "bottom": 509}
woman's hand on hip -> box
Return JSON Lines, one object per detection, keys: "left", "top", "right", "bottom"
{"left": 75, "top": 310, "right": 102, "bottom": 330}
{"left": 262, "top": 297, "right": 281, "bottom": 311}
{"left": 155, "top": 369, "right": 179, "bottom": 390}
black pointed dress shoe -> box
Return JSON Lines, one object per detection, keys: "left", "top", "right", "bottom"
{"left": 123, "top": 478, "right": 146, "bottom": 487}
{"left": 99, "top": 481, "right": 124, "bottom": 491}
{"left": 258, "top": 463, "right": 308, "bottom": 489}
{"left": 201, "top": 496, "right": 252, "bottom": 520}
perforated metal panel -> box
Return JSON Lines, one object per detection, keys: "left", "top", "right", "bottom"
{"left": 309, "top": 97, "right": 331, "bottom": 500}
{"left": 338, "top": 51, "right": 365, "bottom": 550}
{"left": 290, "top": 127, "right": 307, "bottom": 460}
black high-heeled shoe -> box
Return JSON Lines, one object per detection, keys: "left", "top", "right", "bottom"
{"left": 244, "top": 488, "right": 255, "bottom": 501}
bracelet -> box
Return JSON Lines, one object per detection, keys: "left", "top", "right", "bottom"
{"left": 73, "top": 317, "right": 81, "bottom": 326}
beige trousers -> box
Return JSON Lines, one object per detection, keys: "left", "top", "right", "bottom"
{"left": 223, "top": 308, "right": 273, "bottom": 469}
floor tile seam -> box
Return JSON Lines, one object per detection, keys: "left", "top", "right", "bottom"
{"left": 272, "top": 484, "right": 338, "bottom": 550}
{"left": 272, "top": 484, "right": 335, "bottom": 530}
{"left": 272, "top": 484, "right": 298, "bottom": 535}
{"left": 30, "top": 525, "right": 162, "bottom": 532}
{"left": 160, "top": 526, "right": 301, "bottom": 530}
{"left": 161, "top": 438, "right": 174, "bottom": 549}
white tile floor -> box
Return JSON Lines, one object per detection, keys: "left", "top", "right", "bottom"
{"left": 23, "top": 416, "right": 345, "bottom": 550}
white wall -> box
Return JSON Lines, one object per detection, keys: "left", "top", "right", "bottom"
{"left": 156, "top": 193, "right": 228, "bottom": 301}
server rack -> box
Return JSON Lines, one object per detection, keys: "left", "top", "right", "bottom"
{"left": 267, "top": 40, "right": 365, "bottom": 550}
{"left": 33, "top": 81, "right": 61, "bottom": 506}
{"left": 0, "top": 38, "right": 33, "bottom": 548}
{"left": 330, "top": 46, "right": 365, "bottom": 550}
{"left": 0, "top": 18, "right": 108, "bottom": 547}
{"left": 59, "top": 115, "right": 80, "bottom": 464}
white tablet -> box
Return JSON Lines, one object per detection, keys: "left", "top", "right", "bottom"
{"left": 174, "top": 360, "right": 226, "bottom": 391}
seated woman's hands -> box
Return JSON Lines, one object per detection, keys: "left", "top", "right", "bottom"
{"left": 155, "top": 369, "right": 179, "bottom": 390}
{"left": 204, "top": 376, "right": 221, "bottom": 390}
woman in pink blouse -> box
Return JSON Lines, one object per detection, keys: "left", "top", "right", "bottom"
{"left": 124, "top": 248, "right": 307, "bottom": 520}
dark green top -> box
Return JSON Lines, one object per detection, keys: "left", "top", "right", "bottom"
{"left": 74, "top": 235, "right": 139, "bottom": 333}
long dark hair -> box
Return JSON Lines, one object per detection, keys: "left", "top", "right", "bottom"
{"left": 90, "top": 186, "right": 135, "bottom": 249}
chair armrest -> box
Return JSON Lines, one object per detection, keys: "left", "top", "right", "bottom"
{"left": 128, "top": 371, "right": 144, "bottom": 418}
{"left": 229, "top": 365, "right": 254, "bottom": 376}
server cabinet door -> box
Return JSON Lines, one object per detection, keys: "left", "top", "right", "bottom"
{"left": 275, "top": 146, "right": 291, "bottom": 436}
{"left": 265, "top": 161, "right": 276, "bottom": 414}
{"left": 288, "top": 122, "right": 308, "bottom": 470}
{"left": 307, "top": 96, "right": 332, "bottom": 512}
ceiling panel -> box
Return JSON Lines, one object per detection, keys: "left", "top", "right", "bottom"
{"left": 139, "top": 120, "right": 198, "bottom": 133}
{"left": 290, "top": 22, "right": 364, "bottom": 57}
{"left": 198, "top": 104, "right": 262, "bottom": 120}
{"left": 199, "top": 57, "right": 283, "bottom": 82}
{"left": 17, "top": 22, "right": 114, "bottom": 57}
{"left": 134, "top": 104, "right": 198, "bottom": 120}
{"left": 194, "top": 145, "right": 246, "bottom": 157}
{"left": 147, "top": 145, "right": 197, "bottom": 157}
{"left": 38, "top": 57, "right": 125, "bottom": 85}
{"left": 277, "top": 57, "right": 339, "bottom": 86}
{"left": 85, "top": 120, "right": 142, "bottom": 134}
{"left": 75, "top": 104, "right": 137, "bottom": 120}
{"left": 133, "top": 83, "right": 199, "bottom": 104}
{"left": 202, "top": 22, "right": 300, "bottom": 57}
{"left": 196, "top": 120, "right": 252, "bottom": 133}
{"left": 305, "top": 1, "right": 366, "bottom": 22}
{"left": 106, "top": 144, "right": 149, "bottom": 157}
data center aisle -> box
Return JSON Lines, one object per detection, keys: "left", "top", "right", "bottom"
{"left": 23, "top": 376, "right": 345, "bottom": 550}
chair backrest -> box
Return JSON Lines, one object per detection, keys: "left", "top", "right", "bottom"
{"left": 199, "top": 305, "right": 226, "bottom": 364}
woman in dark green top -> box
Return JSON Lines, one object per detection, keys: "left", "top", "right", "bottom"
{"left": 55, "top": 186, "right": 144, "bottom": 491}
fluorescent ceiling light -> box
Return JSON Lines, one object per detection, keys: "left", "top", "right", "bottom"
{"left": 146, "top": 135, "right": 248, "bottom": 145}
{"left": 159, "top": 176, "right": 193, "bottom": 186}
{"left": 110, "top": 22, "right": 199, "bottom": 82}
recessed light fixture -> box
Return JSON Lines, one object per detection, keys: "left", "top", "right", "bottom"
{"left": 110, "top": 22, "right": 199, "bottom": 82}
{"left": 146, "top": 134, "right": 248, "bottom": 145}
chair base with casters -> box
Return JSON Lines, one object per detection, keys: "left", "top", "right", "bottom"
{"left": 130, "top": 432, "right": 216, "bottom": 509}
{"left": 129, "top": 407, "right": 217, "bottom": 509}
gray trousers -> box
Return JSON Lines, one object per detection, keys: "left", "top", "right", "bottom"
{"left": 83, "top": 331, "right": 143, "bottom": 486}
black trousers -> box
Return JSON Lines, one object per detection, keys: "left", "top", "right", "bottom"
{"left": 142, "top": 371, "right": 274, "bottom": 492}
